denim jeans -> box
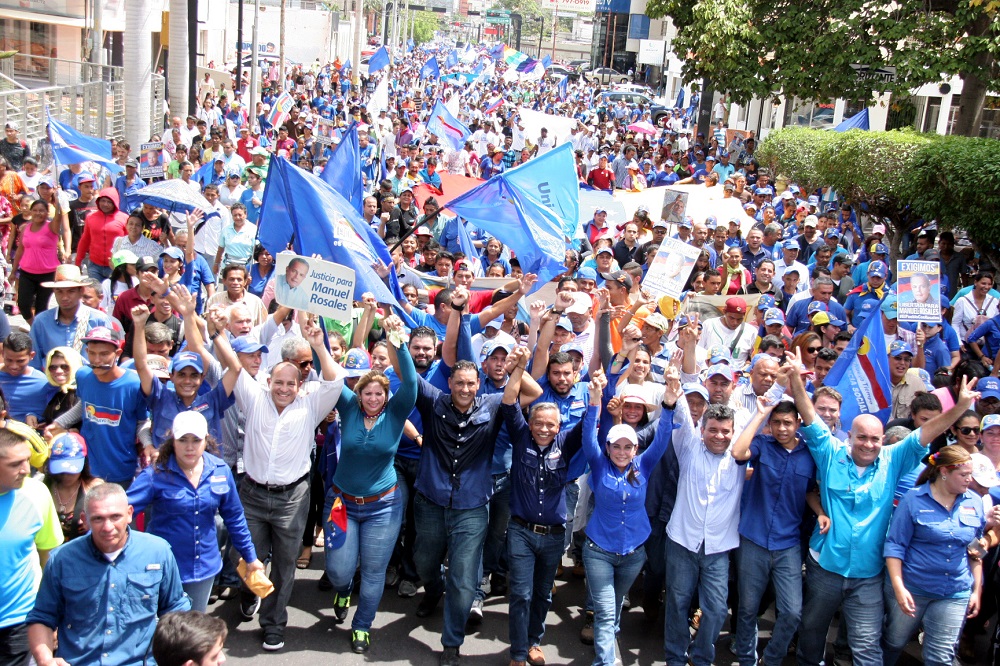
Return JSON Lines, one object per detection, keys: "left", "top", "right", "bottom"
{"left": 583, "top": 538, "right": 646, "bottom": 666}
{"left": 564, "top": 477, "right": 581, "bottom": 553}
{"left": 732, "top": 537, "right": 803, "bottom": 666}
{"left": 796, "top": 555, "right": 884, "bottom": 666}
{"left": 237, "top": 476, "right": 310, "bottom": 633}
{"left": 663, "top": 538, "right": 731, "bottom": 666}
{"left": 183, "top": 577, "right": 216, "bottom": 613}
{"left": 413, "top": 492, "right": 489, "bottom": 648}
{"left": 507, "top": 521, "right": 565, "bottom": 662}
{"left": 390, "top": 455, "right": 420, "bottom": 583}
{"left": 882, "top": 579, "right": 968, "bottom": 666}
{"left": 86, "top": 261, "right": 112, "bottom": 282}
{"left": 324, "top": 486, "right": 404, "bottom": 631}
{"left": 476, "top": 472, "right": 511, "bottom": 602}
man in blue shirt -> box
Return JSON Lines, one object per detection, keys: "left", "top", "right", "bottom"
{"left": 0, "top": 332, "right": 58, "bottom": 423}
{"left": 27, "top": 484, "right": 190, "bottom": 666}
{"left": 784, "top": 278, "right": 847, "bottom": 335}
{"left": 844, "top": 260, "right": 888, "bottom": 327}
{"left": 29, "top": 264, "right": 112, "bottom": 370}
{"left": 786, "top": 360, "right": 978, "bottom": 666}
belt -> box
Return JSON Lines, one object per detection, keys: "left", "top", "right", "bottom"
{"left": 333, "top": 484, "right": 398, "bottom": 505}
{"left": 512, "top": 515, "right": 565, "bottom": 535}
{"left": 244, "top": 472, "right": 309, "bottom": 493}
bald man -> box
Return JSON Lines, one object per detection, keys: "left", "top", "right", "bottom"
{"left": 785, "top": 363, "right": 979, "bottom": 666}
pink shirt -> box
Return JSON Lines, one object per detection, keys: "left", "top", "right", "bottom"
{"left": 19, "top": 222, "right": 60, "bottom": 274}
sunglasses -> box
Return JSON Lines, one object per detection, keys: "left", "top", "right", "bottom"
{"left": 48, "top": 363, "right": 70, "bottom": 371}
{"left": 806, "top": 347, "right": 822, "bottom": 354}
{"left": 958, "top": 426, "right": 981, "bottom": 435}
{"left": 296, "top": 359, "right": 314, "bottom": 369}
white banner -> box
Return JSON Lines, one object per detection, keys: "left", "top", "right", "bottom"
{"left": 273, "top": 253, "right": 356, "bottom": 322}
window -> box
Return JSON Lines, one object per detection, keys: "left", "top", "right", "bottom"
{"left": 627, "top": 14, "right": 650, "bottom": 40}
{"left": 783, "top": 97, "right": 837, "bottom": 129}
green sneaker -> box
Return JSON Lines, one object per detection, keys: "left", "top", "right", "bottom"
{"left": 333, "top": 592, "right": 351, "bottom": 622}
{"left": 351, "top": 629, "right": 371, "bottom": 653}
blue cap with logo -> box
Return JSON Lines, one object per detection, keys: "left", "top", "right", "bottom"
{"left": 868, "top": 261, "right": 888, "bottom": 278}
{"left": 979, "top": 377, "right": 1000, "bottom": 401}
{"left": 757, "top": 294, "right": 776, "bottom": 311}
{"left": 708, "top": 346, "right": 733, "bottom": 365}
{"left": 342, "top": 348, "right": 373, "bottom": 377}
{"left": 169, "top": 351, "right": 204, "bottom": 374}
{"left": 764, "top": 308, "right": 785, "bottom": 325}
{"left": 232, "top": 336, "right": 269, "bottom": 354}
{"left": 982, "top": 413, "right": 1000, "bottom": 430}
{"left": 882, "top": 294, "right": 899, "bottom": 320}
{"left": 807, "top": 300, "right": 828, "bottom": 315}
{"left": 578, "top": 266, "right": 598, "bottom": 281}
{"left": 889, "top": 340, "right": 914, "bottom": 357}
{"left": 48, "top": 432, "right": 88, "bottom": 475}
{"left": 705, "top": 363, "right": 733, "bottom": 381}
{"left": 682, "top": 383, "right": 709, "bottom": 401}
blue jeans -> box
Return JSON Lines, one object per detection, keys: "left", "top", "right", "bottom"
{"left": 413, "top": 492, "right": 489, "bottom": 648}
{"left": 390, "top": 455, "right": 420, "bottom": 583}
{"left": 663, "top": 538, "right": 731, "bottom": 666}
{"left": 796, "top": 556, "right": 884, "bottom": 666}
{"left": 183, "top": 577, "right": 215, "bottom": 613}
{"left": 323, "top": 486, "right": 403, "bottom": 631}
{"left": 86, "top": 261, "right": 112, "bottom": 282}
{"left": 882, "top": 579, "right": 968, "bottom": 666}
{"left": 583, "top": 538, "right": 646, "bottom": 666}
{"left": 733, "top": 537, "right": 803, "bottom": 666}
{"left": 507, "top": 521, "right": 564, "bottom": 662}
{"left": 564, "top": 478, "right": 581, "bottom": 553}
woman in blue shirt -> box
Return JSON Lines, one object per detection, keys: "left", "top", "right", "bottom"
{"left": 582, "top": 367, "right": 677, "bottom": 666}
{"left": 127, "top": 411, "right": 262, "bottom": 612}
{"left": 883, "top": 445, "right": 985, "bottom": 666}
{"left": 324, "top": 315, "right": 417, "bottom": 654}
{"left": 247, "top": 244, "right": 274, "bottom": 298}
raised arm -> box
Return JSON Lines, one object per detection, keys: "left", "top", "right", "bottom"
{"left": 352, "top": 295, "right": 378, "bottom": 350}
{"left": 581, "top": 370, "right": 607, "bottom": 466}
{"left": 502, "top": 346, "right": 530, "bottom": 405}
{"left": 678, "top": 313, "right": 700, "bottom": 376}
{"left": 185, "top": 210, "right": 202, "bottom": 263}
{"left": 783, "top": 348, "right": 817, "bottom": 426}
{"left": 441, "top": 286, "right": 468, "bottom": 368}
{"left": 476, "top": 273, "right": 536, "bottom": 327}
{"left": 918, "top": 375, "right": 980, "bottom": 445}
{"left": 731, "top": 396, "right": 774, "bottom": 463}
{"left": 382, "top": 314, "right": 418, "bottom": 413}
{"left": 301, "top": 313, "right": 344, "bottom": 383}
{"left": 169, "top": 285, "right": 211, "bottom": 369}
{"left": 525, "top": 299, "right": 547, "bottom": 352}
{"left": 130, "top": 305, "right": 155, "bottom": 396}
{"left": 203, "top": 305, "right": 241, "bottom": 396}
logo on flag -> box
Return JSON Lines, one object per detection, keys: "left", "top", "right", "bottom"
{"left": 426, "top": 100, "right": 470, "bottom": 152}
{"left": 267, "top": 92, "right": 295, "bottom": 129}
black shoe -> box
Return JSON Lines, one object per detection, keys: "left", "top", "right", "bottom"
{"left": 218, "top": 585, "right": 238, "bottom": 600}
{"left": 439, "top": 646, "right": 461, "bottom": 666}
{"left": 317, "top": 572, "right": 332, "bottom": 591}
{"left": 579, "top": 611, "right": 594, "bottom": 645}
{"left": 262, "top": 631, "right": 284, "bottom": 651}
{"left": 208, "top": 586, "right": 221, "bottom": 604}
{"left": 490, "top": 572, "right": 508, "bottom": 596}
{"left": 333, "top": 592, "right": 351, "bottom": 622}
{"left": 417, "top": 593, "right": 442, "bottom": 618}
{"left": 240, "top": 595, "right": 260, "bottom": 622}
{"left": 351, "top": 629, "right": 371, "bottom": 653}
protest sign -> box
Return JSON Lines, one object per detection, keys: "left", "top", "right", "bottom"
{"left": 315, "top": 118, "right": 336, "bottom": 144}
{"left": 140, "top": 142, "right": 164, "bottom": 179}
{"left": 273, "top": 252, "right": 356, "bottom": 322}
{"left": 642, "top": 238, "right": 702, "bottom": 299}
{"left": 896, "top": 260, "right": 942, "bottom": 324}
{"left": 661, "top": 189, "right": 689, "bottom": 227}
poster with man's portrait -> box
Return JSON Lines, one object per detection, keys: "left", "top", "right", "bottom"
{"left": 897, "top": 260, "right": 942, "bottom": 323}
{"left": 660, "top": 189, "right": 689, "bottom": 228}
{"left": 140, "top": 142, "right": 164, "bottom": 179}
{"left": 642, "top": 237, "right": 702, "bottom": 299}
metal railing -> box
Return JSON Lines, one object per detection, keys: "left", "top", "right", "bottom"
{"left": 6, "top": 53, "right": 121, "bottom": 88}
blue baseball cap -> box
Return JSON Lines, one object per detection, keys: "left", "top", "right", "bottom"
{"left": 682, "top": 383, "right": 709, "bottom": 401}
{"left": 556, "top": 316, "right": 573, "bottom": 331}
{"left": 757, "top": 294, "right": 776, "bottom": 311}
{"left": 980, "top": 377, "right": 1000, "bottom": 401}
{"left": 232, "top": 336, "right": 269, "bottom": 354}
{"left": 764, "top": 308, "right": 785, "bottom": 325}
{"left": 169, "top": 351, "right": 204, "bottom": 374}
{"left": 705, "top": 363, "right": 733, "bottom": 381}
{"left": 48, "top": 432, "right": 87, "bottom": 475}
{"left": 560, "top": 342, "right": 586, "bottom": 357}
{"left": 881, "top": 294, "right": 899, "bottom": 319}
{"left": 825, "top": 228, "right": 840, "bottom": 238}
{"left": 481, "top": 340, "right": 514, "bottom": 362}
{"left": 342, "top": 348, "right": 372, "bottom": 377}
{"left": 754, "top": 187, "right": 768, "bottom": 195}
{"left": 705, "top": 215, "right": 718, "bottom": 230}
{"left": 940, "top": 294, "right": 951, "bottom": 309}
{"left": 807, "top": 300, "right": 829, "bottom": 315}
{"left": 578, "top": 266, "right": 598, "bottom": 281}
{"left": 708, "top": 346, "right": 733, "bottom": 365}
{"left": 160, "top": 247, "right": 185, "bottom": 261}
{"left": 909, "top": 367, "right": 934, "bottom": 391}
{"left": 982, "top": 413, "right": 1000, "bottom": 430}
{"left": 872, "top": 243, "right": 889, "bottom": 255}
{"left": 678, "top": 216, "right": 694, "bottom": 228}
{"left": 868, "top": 261, "right": 888, "bottom": 278}
{"left": 889, "top": 340, "right": 914, "bottom": 357}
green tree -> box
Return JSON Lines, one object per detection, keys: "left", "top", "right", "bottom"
{"left": 645, "top": 0, "right": 1000, "bottom": 136}
{"left": 905, "top": 135, "right": 1000, "bottom": 267}
{"left": 412, "top": 11, "right": 442, "bottom": 45}
{"left": 754, "top": 127, "right": 837, "bottom": 196}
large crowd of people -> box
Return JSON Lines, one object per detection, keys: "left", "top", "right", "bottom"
{"left": 0, "top": 36, "right": 998, "bottom": 666}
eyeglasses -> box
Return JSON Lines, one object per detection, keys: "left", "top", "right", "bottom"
{"left": 806, "top": 347, "right": 822, "bottom": 353}
{"left": 48, "top": 363, "right": 70, "bottom": 371}
{"left": 296, "top": 359, "right": 314, "bottom": 369}
{"left": 958, "top": 426, "right": 981, "bottom": 435}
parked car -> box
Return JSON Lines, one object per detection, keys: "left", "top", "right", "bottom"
{"left": 611, "top": 82, "right": 653, "bottom": 95}
{"left": 588, "top": 67, "right": 629, "bottom": 85}
{"left": 547, "top": 64, "right": 578, "bottom": 82}
{"left": 600, "top": 90, "right": 669, "bottom": 125}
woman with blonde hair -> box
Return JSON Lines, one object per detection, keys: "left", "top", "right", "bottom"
{"left": 322, "top": 315, "right": 417, "bottom": 653}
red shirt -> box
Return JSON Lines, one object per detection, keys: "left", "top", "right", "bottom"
{"left": 237, "top": 137, "right": 259, "bottom": 163}
{"left": 588, "top": 167, "right": 614, "bottom": 192}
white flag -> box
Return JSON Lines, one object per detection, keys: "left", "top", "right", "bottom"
{"left": 366, "top": 76, "right": 390, "bottom": 118}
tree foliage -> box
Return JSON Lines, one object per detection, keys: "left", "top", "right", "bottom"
{"left": 754, "top": 127, "right": 837, "bottom": 196}
{"left": 412, "top": 11, "right": 442, "bottom": 45}
{"left": 645, "top": 0, "right": 1000, "bottom": 135}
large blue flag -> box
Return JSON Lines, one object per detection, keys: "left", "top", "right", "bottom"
{"left": 488, "top": 43, "right": 505, "bottom": 60}
{"left": 320, "top": 121, "right": 363, "bottom": 212}
{"left": 445, "top": 49, "right": 459, "bottom": 69}
{"left": 425, "top": 100, "right": 471, "bottom": 152}
{"left": 446, "top": 147, "right": 575, "bottom": 292}
{"left": 456, "top": 219, "right": 483, "bottom": 277}
{"left": 822, "top": 295, "right": 892, "bottom": 426}
{"left": 420, "top": 56, "right": 440, "bottom": 80}
{"left": 541, "top": 55, "right": 552, "bottom": 68}
{"left": 367, "top": 45, "right": 390, "bottom": 74}
{"left": 406, "top": 38, "right": 415, "bottom": 53}
{"left": 257, "top": 156, "right": 412, "bottom": 320}
{"left": 46, "top": 110, "right": 123, "bottom": 173}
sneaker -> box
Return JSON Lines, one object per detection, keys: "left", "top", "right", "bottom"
{"left": 465, "top": 598, "right": 484, "bottom": 634}
{"left": 398, "top": 579, "right": 419, "bottom": 598}
{"left": 478, "top": 575, "right": 491, "bottom": 596}
{"left": 440, "top": 646, "right": 461, "bottom": 666}
{"left": 262, "top": 632, "right": 284, "bottom": 651}
{"left": 351, "top": 629, "right": 371, "bottom": 653}
{"left": 579, "top": 611, "right": 594, "bottom": 645}
{"left": 333, "top": 592, "right": 351, "bottom": 622}
{"left": 239, "top": 595, "right": 260, "bottom": 622}
{"left": 417, "top": 592, "right": 442, "bottom": 618}
{"left": 385, "top": 565, "right": 400, "bottom": 588}
{"left": 527, "top": 645, "right": 546, "bottom": 665}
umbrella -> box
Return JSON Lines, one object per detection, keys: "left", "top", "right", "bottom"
{"left": 627, "top": 121, "right": 657, "bottom": 136}
{"left": 133, "top": 179, "right": 220, "bottom": 219}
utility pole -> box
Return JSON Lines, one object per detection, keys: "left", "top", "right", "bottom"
{"left": 550, "top": 2, "right": 557, "bottom": 61}
{"left": 352, "top": 0, "right": 364, "bottom": 86}
{"left": 235, "top": 0, "right": 244, "bottom": 96}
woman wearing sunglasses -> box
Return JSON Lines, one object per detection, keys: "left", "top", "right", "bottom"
{"left": 791, "top": 332, "right": 822, "bottom": 379}
{"left": 950, "top": 411, "right": 982, "bottom": 454}
{"left": 41, "top": 346, "right": 82, "bottom": 425}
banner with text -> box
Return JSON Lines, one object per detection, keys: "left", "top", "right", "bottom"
{"left": 896, "top": 260, "right": 942, "bottom": 324}
{"left": 273, "top": 252, "right": 356, "bottom": 322}
{"left": 642, "top": 237, "right": 702, "bottom": 299}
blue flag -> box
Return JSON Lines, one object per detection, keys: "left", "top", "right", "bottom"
{"left": 256, "top": 157, "right": 412, "bottom": 322}
{"left": 516, "top": 57, "right": 538, "bottom": 73}
{"left": 343, "top": 59, "right": 352, "bottom": 71}
{"left": 489, "top": 43, "right": 505, "bottom": 60}
{"left": 192, "top": 160, "right": 220, "bottom": 187}
{"left": 367, "top": 45, "right": 390, "bottom": 74}
{"left": 446, "top": 147, "right": 574, "bottom": 292}
{"left": 425, "top": 100, "right": 471, "bottom": 152}
{"left": 557, "top": 75, "right": 568, "bottom": 101}
{"left": 46, "top": 110, "right": 124, "bottom": 174}
{"left": 822, "top": 295, "right": 892, "bottom": 426}
{"left": 541, "top": 55, "right": 552, "bottom": 68}
{"left": 420, "top": 56, "right": 440, "bottom": 80}
{"left": 445, "top": 49, "right": 459, "bottom": 69}
{"left": 674, "top": 87, "right": 685, "bottom": 110}
{"left": 472, "top": 60, "right": 484, "bottom": 75}
{"left": 406, "top": 38, "right": 415, "bottom": 53}
{"left": 456, "top": 220, "right": 483, "bottom": 277}
{"left": 320, "top": 121, "right": 363, "bottom": 212}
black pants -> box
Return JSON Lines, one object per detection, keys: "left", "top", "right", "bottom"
{"left": 16, "top": 270, "right": 54, "bottom": 322}
{"left": 301, "top": 446, "right": 326, "bottom": 548}
{"left": 0, "top": 622, "right": 28, "bottom": 666}
{"left": 390, "top": 454, "right": 420, "bottom": 583}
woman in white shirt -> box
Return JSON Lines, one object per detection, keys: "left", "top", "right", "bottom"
{"left": 952, "top": 272, "right": 998, "bottom": 342}
{"left": 218, "top": 171, "right": 247, "bottom": 208}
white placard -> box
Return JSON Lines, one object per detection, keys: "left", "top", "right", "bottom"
{"left": 273, "top": 253, "right": 356, "bottom": 322}
{"left": 538, "top": 0, "right": 597, "bottom": 11}
{"left": 641, "top": 238, "right": 703, "bottom": 299}
{"left": 637, "top": 39, "right": 666, "bottom": 66}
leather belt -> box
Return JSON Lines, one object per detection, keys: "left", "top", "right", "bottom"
{"left": 333, "top": 484, "right": 399, "bottom": 505}
{"left": 512, "top": 515, "right": 566, "bottom": 535}
{"left": 244, "top": 472, "right": 309, "bottom": 493}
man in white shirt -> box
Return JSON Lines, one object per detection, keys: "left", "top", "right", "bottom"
{"left": 196, "top": 185, "right": 230, "bottom": 267}
{"left": 771, "top": 241, "right": 810, "bottom": 294}
{"left": 535, "top": 128, "right": 556, "bottom": 156}
{"left": 664, "top": 401, "right": 744, "bottom": 666}
{"left": 215, "top": 313, "right": 344, "bottom": 652}
{"left": 697, "top": 297, "right": 757, "bottom": 365}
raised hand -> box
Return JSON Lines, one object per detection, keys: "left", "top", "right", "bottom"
{"left": 620, "top": 324, "right": 643, "bottom": 354}
{"left": 555, "top": 290, "right": 576, "bottom": 312}
{"left": 167, "top": 284, "right": 197, "bottom": 318}
{"left": 529, "top": 300, "right": 547, "bottom": 321}
{"left": 589, "top": 369, "right": 608, "bottom": 401}
{"left": 451, "top": 285, "right": 469, "bottom": 308}
{"left": 957, "top": 375, "right": 981, "bottom": 407}
{"left": 663, "top": 364, "right": 683, "bottom": 404}
{"left": 371, "top": 259, "right": 391, "bottom": 279}
{"left": 131, "top": 304, "right": 151, "bottom": 325}
{"left": 381, "top": 314, "right": 403, "bottom": 335}
{"left": 518, "top": 272, "right": 538, "bottom": 295}
{"left": 606, "top": 396, "right": 624, "bottom": 419}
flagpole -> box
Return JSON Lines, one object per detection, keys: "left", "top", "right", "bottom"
{"left": 389, "top": 207, "right": 443, "bottom": 253}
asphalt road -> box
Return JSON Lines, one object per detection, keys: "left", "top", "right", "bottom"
{"left": 212, "top": 551, "right": 941, "bottom": 666}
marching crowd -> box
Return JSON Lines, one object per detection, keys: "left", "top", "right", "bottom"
{"left": 1, "top": 38, "right": 1000, "bottom": 666}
